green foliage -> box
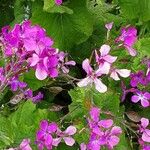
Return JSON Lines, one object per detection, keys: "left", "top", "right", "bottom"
{"left": 117, "top": 0, "right": 150, "bottom": 22}
{"left": 0, "top": 101, "right": 59, "bottom": 149}
{"left": 31, "top": 0, "right": 94, "bottom": 51}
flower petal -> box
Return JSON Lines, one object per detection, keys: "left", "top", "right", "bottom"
{"left": 90, "top": 107, "right": 100, "bottom": 122}
{"left": 108, "top": 135, "right": 120, "bottom": 148}
{"left": 98, "top": 119, "right": 113, "bottom": 128}
{"left": 30, "top": 54, "right": 39, "bottom": 67}
{"left": 141, "top": 118, "right": 149, "bottom": 129}
{"left": 124, "top": 45, "right": 137, "bottom": 56}
{"left": 52, "top": 138, "right": 62, "bottom": 146}
{"left": 131, "top": 95, "right": 140, "bottom": 103}
{"left": 116, "top": 69, "right": 131, "bottom": 78}
{"left": 142, "top": 129, "right": 150, "bottom": 142}
{"left": 141, "top": 99, "right": 149, "bottom": 107}
{"left": 40, "top": 120, "right": 48, "bottom": 131}
{"left": 103, "top": 55, "right": 117, "bottom": 63}
{"left": 110, "top": 70, "right": 120, "bottom": 81}
{"left": 63, "top": 137, "right": 75, "bottom": 146}
{"left": 96, "top": 62, "right": 110, "bottom": 75}
{"left": 82, "top": 59, "right": 93, "bottom": 75}
{"left": 65, "top": 126, "right": 77, "bottom": 135}
{"left": 80, "top": 143, "right": 87, "bottom": 150}
{"left": 100, "top": 44, "right": 111, "bottom": 56}
{"left": 77, "top": 77, "right": 92, "bottom": 87}
{"left": 94, "top": 78, "right": 107, "bottom": 93}
{"left": 35, "top": 64, "right": 48, "bottom": 80}
{"left": 111, "top": 126, "right": 122, "bottom": 135}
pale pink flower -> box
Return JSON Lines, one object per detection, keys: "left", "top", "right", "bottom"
{"left": 110, "top": 68, "right": 131, "bottom": 81}
{"left": 105, "top": 22, "right": 113, "bottom": 31}
{"left": 95, "top": 44, "right": 117, "bottom": 74}
{"left": 77, "top": 59, "right": 107, "bottom": 93}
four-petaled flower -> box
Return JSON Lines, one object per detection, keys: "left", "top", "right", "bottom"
{"left": 77, "top": 59, "right": 107, "bottom": 93}
{"left": 116, "top": 26, "right": 137, "bottom": 56}
{"left": 131, "top": 91, "right": 150, "bottom": 107}
{"left": 139, "top": 118, "right": 150, "bottom": 143}
{"left": 53, "top": 126, "right": 77, "bottom": 147}
{"left": 95, "top": 44, "right": 117, "bottom": 73}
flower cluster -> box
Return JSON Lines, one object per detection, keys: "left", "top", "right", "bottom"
{"left": 35, "top": 120, "right": 76, "bottom": 150}
{"left": 80, "top": 107, "right": 122, "bottom": 150}
{"left": 138, "top": 118, "right": 150, "bottom": 149}
{"left": 78, "top": 44, "right": 131, "bottom": 93}
{"left": 116, "top": 26, "right": 137, "bottom": 56}
{"left": 0, "top": 20, "right": 76, "bottom": 103}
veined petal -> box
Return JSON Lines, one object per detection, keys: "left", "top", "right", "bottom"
{"left": 82, "top": 59, "right": 93, "bottom": 75}
{"left": 52, "top": 138, "right": 62, "bottom": 146}
{"left": 103, "top": 55, "right": 117, "bottom": 63}
{"left": 116, "top": 69, "right": 131, "bottom": 78}
{"left": 96, "top": 62, "right": 110, "bottom": 75}
{"left": 110, "top": 71, "right": 120, "bottom": 81}
{"left": 35, "top": 64, "right": 48, "bottom": 80}
{"left": 77, "top": 77, "right": 92, "bottom": 87}
{"left": 63, "top": 137, "right": 75, "bottom": 146}
{"left": 125, "top": 45, "right": 137, "bottom": 56}
{"left": 111, "top": 126, "right": 122, "bottom": 135}
{"left": 98, "top": 119, "right": 113, "bottom": 128}
{"left": 100, "top": 44, "right": 111, "bottom": 56}
{"left": 94, "top": 78, "right": 107, "bottom": 93}
{"left": 30, "top": 54, "right": 39, "bottom": 67}
{"left": 141, "top": 118, "right": 149, "bottom": 129}
{"left": 80, "top": 143, "right": 87, "bottom": 150}
{"left": 65, "top": 126, "right": 77, "bottom": 135}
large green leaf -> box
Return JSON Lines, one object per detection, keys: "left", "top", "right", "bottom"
{"left": 117, "top": 0, "right": 150, "bottom": 22}
{"left": 31, "top": 0, "right": 94, "bottom": 50}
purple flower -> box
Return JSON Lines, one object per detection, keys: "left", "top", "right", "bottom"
{"left": 32, "top": 92, "right": 43, "bottom": 103}
{"left": 36, "top": 120, "right": 58, "bottom": 150}
{"left": 95, "top": 44, "right": 117, "bottom": 72}
{"left": 110, "top": 68, "right": 131, "bottom": 81}
{"left": 105, "top": 22, "right": 113, "bottom": 31}
{"left": 130, "top": 71, "right": 145, "bottom": 87}
{"left": 58, "top": 51, "right": 76, "bottom": 74}
{"left": 139, "top": 118, "right": 150, "bottom": 143}
{"left": 131, "top": 91, "right": 150, "bottom": 107}
{"left": 55, "top": 0, "right": 62, "bottom": 5}
{"left": 77, "top": 59, "right": 107, "bottom": 93}
{"left": 116, "top": 26, "right": 137, "bottom": 56}
{"left": 8, "top": 77, "right": 27, "bottom": 91}
{"left": 53, "top": 126, "right": 77, "bottom": 147}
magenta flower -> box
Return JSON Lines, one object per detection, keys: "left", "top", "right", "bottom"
{"left": 36, "top": 120, "right": 58, "bottom": 150}
{"left": 58, "top": 51, "right": 76, "bottom": 74}
{"left": 77, "top": 59, "right": 107, "bottom": 93}
{"left": 29, "top": 48, "right": 59, "bottom": 80}
{"left": 139, "top": 118, "right": 150, "bottom": 143}
{"left": 110, "top": 68, "right": 131, "bottom": 81}
{"left": 131, "top": 91, "right": 150, "bottom": 107}
{"left": 95, "top": 44, "right": 117, "bottom": 72}
{"left": 53, "top": 126, "right": 77, "bottom": 147}
{"left": 55, "top": 0, "right": 62, "bottom": 5}
{"left": 8, "top": 77, "right": 27, "bottom": 91}
{"left": 105, "top": 22, "right": 113, "bottom": 31}
{"left": 130, "top": 71, "right": 148, "bottom": 87}
{"left": 116, "top": 26, "right": 137, "bottom": 56}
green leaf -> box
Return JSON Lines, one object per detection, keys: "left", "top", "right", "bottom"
{"left": 31, "top": 0, "right": 94, "bottom": 50}
{"left": 117, "top": 0, "right": 150, "bottom": 22}
{"left": 93, "top": 90, "right": 120, "bottom": 115}
{"left": 43, "top": 0, "right": 73, "bottom": 14}
{"left": 23, "top": 69, "right": 47, "bottom": 91}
